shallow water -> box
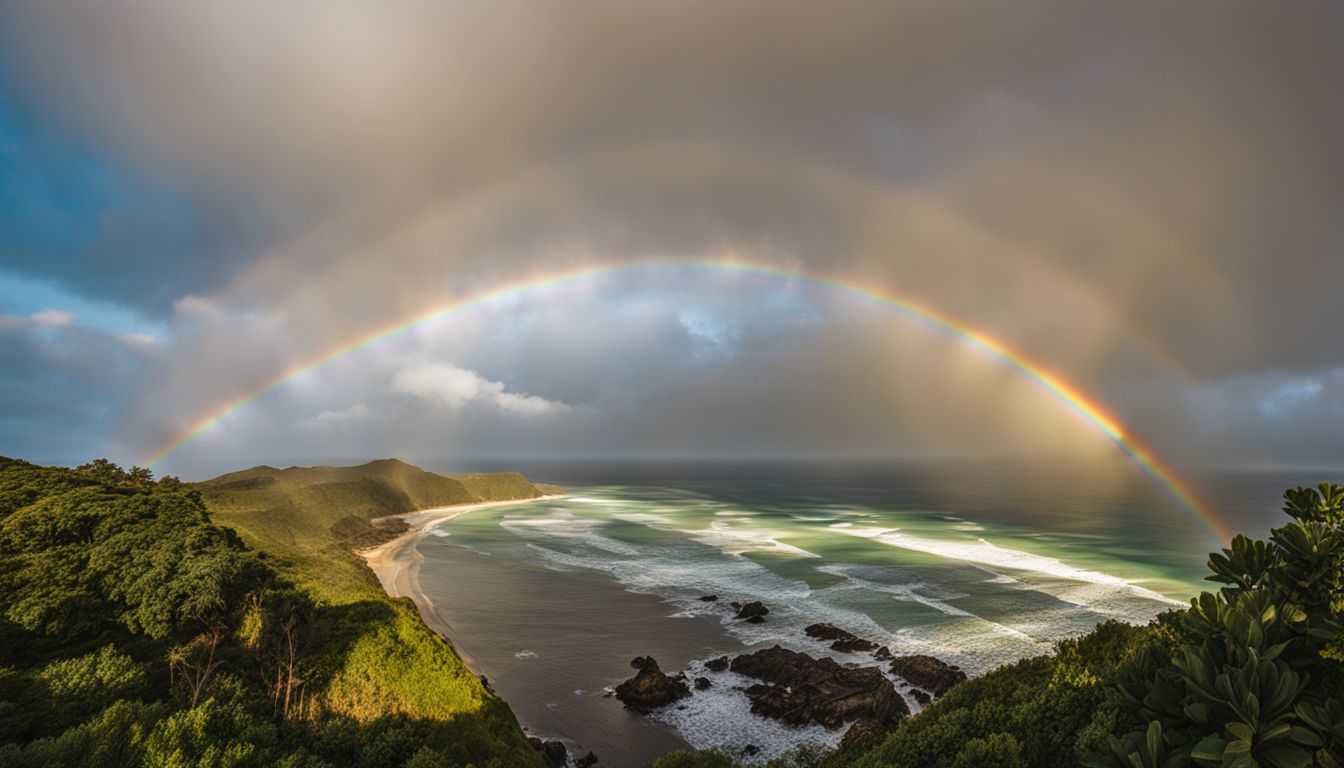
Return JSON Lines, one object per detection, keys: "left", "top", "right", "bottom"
{"left": 415, "top": 460, "right": 1321, "bottom": 767}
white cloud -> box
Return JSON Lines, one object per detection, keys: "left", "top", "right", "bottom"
{"left": 298, "top": 403, "right": 373, "bottom": 429}
{"left": 118, "top": 332, "right": 162, "bottom": 349}
{"left": 29, "top": 309, "right": 75, "bottom": 327}
{"left": 392, "top": 362, "right": 574, "bottom": 417}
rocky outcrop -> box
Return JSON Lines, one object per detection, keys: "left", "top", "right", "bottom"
{"left": 874, "top": 646, "right": 893, "bottom": 661}
{"left": 832, "top": 636, "right": 879, "bottom": 653}
{"left": 729, "top": 645, "right": 909, "bottom": 729}
{"left": 803, "top": 622, "right": 850, "bottom": 641}
{"left": 888, "top": 655, "right": 966, "bottom": 697}
{"left": 803, "top": 622, "right": 879, "bottom": 653}
{"left": 528, "top": 738, "right": 567, "bottom": 768}
{"left": 735, "top": 601, "right": 769, "bottom": 623}
{"left": 694, "top": 676, "right": 712, "bottom": 690}
{"left": 615, "top": 656, "right": 691, "bottom": 713}
{"left": 909, "top": 688, "right": 932, "bottom": 706}
{"left": 840, "top": 720, "right": 890, "bottom": 752}
{"left": 576, "top": 752, "right": 600, "bottom": 768}
{"left": 705, "top": 655, "right": 730, "bottom": 672}
{"left": 699, "top": 594, "right": 718, "bottom": 602}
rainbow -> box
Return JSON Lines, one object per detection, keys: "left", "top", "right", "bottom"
{"left": 143, "top": 258, "right": 1229, "bottom": 542}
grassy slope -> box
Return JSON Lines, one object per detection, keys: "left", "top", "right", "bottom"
{"left": 196, "top": 459, "right": 541, "bottom": 600}
{"left": 194, "top": 459, "right": 549, "bottom": 767}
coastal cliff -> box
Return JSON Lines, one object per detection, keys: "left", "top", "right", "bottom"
{"left": 0, "top": 456, "right": 550, "bottom": 767}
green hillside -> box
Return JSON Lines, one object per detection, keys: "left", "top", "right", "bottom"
{"left": 0, "top": 456, "right": 546, "bottom": 768}
{"left": 195, "top": 459, "right": 543, "bottom": 601}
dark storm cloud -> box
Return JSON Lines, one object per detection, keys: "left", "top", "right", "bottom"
{"left": 0, "top": 0, "right": 1340, "bottom": 470}
{"left": 0, "top": 84, "right": 273, "bottom": 316}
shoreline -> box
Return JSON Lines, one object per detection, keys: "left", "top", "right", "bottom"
{"left": 358, "top": 494, "right": 566, "bottom": 671}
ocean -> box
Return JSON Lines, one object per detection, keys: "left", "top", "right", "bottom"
{"left": 414, "top": 460, "right": 1326, "bottom": 767}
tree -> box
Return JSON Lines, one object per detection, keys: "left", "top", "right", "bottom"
{"left": 1088, "top": 484, "right": 1344, "bottom": 768}
{"left": 142, "top": 697, "right": 279, "bottom": 768}
{"left": 240, "top": 589, "right": 315, "bottom": 720}
{"left": 170, "top": 626, "right": 226, "bottom": 707}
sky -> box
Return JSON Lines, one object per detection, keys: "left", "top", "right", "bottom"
{"left": 0, "top": 1, "right": 1342, "bottom": 479}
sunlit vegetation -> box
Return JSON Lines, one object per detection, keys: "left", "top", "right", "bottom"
{"left": 196, "top": 460, "right": 541, "bottom": 602}
{"left": 4, "top": 453, "right": 1339, "bottom": 767}
{"left": 0, "top": 456, "right": 543, "bottom": 768}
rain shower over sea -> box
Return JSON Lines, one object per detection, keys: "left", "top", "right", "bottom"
{"left": 411, "top": 460, "right": 1301, "bottom": 767}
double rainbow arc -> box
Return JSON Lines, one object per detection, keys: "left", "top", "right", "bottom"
{"left": 143, "top": 259, "right": 1227, "bottom": 542}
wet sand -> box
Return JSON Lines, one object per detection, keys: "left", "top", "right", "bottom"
{"left": 358, "top": 495, "right": 565, "bottom": 647}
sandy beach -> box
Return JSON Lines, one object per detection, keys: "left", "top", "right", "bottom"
{"left": 358, "top": 495, "right": 564, "bottom": 654}
{"left": 361, "top": 494, "right": 564, "bottom": 599}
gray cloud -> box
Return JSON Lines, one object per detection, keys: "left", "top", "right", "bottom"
{"left": 0, "top": 1, "right": 1340, "bottom": 473}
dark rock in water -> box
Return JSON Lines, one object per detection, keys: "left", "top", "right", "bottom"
{"left": 478, "top": 674, "right": 496, "bottom": 694}
{"left": 888, "top": 655, "right": 967, "bottom": 697}
{"left": 576, "top": 751, "right": 600, "bottom": 768}
{"left": 528, "top": 738, "right": 567, "bottom": 768}
{"left": 735, "top": 601, "right": 769, "bottom": 621}
{"left": 746, "top": 615, "right": 766, "bottom": 624}
{"left": 705, "top": 655, "right": 730, "bottom": 672}
{"left": 729, "top": 645, "right": 909, "bottom": 729}
{"left": 804, "top": 622, "right": 851, "bottom": 641}
{"left": 909, "top": 688, "right": 932, "bottom": 706}
{"left": 742, "top": 744, "right": 760, "bottom": 756}
{"left": 694, "top": 676, "right": 712, "bottom": 690}
{"left": 831, "top": 637, "right": 879, "bottom": 653}
{"left": 803, "top": 622, "right": 878, "bottom": 652}
{"left": 874, "top": 646, "right": 893, "bottom": 661}
{"left": 699, "top": 594, "right": 718, "bottom": 602}
{"left": 730, "top": 601, "right": 742, "bottom": 610}
{"left": 615, "top": 656, "right": 691, "bottom": 713}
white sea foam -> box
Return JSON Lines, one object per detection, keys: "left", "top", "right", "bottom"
{"left": 816, "top": 565, "right": 972, "bottom": 619}
{"left": 515, "top": 650, "right": 538, "bottom": 659}
{"left": 507, "top": 504, "right": 1045, "bottom": 668}
{"left": 432, "top": 487, "right": 1198, "bottom": 762}
{"left": 813, "top": 565, "right": 1045, "bottom": 660}
{"left": 611, "top": 511, "right": 676, "bottom": 526}
{"left": 500, "top": 511, "right": 645, "bottom": 557}
{"left": 829, "top": 524, "right": 1184, "bottom": 606}
{"left": 975, "top": 566, "right": 1019, "bottom": 584}
{"left": 650, "top": 662, "right": 844, "bottom": 765}
{"left": 686, "top": 521, "right": 821, "bottom": 559}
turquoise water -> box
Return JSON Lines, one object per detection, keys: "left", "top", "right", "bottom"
{"left": 414, "top": 461, "right": 1316, "bottom": 766}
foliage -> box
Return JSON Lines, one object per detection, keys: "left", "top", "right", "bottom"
{"left": 1085, "top": 484, "right": 1344, "bottom": 768}
{"left": 652, "top": 750, "right": 741, "bottom": 768}
{"left": 194, "top": 459, "right": 541, "bottom": 603}
{"left": 0, "top": 456, "right": 543, "bottom": 768}
{"left": 9, "top": 452, "right": 1338, "bottom": 768}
